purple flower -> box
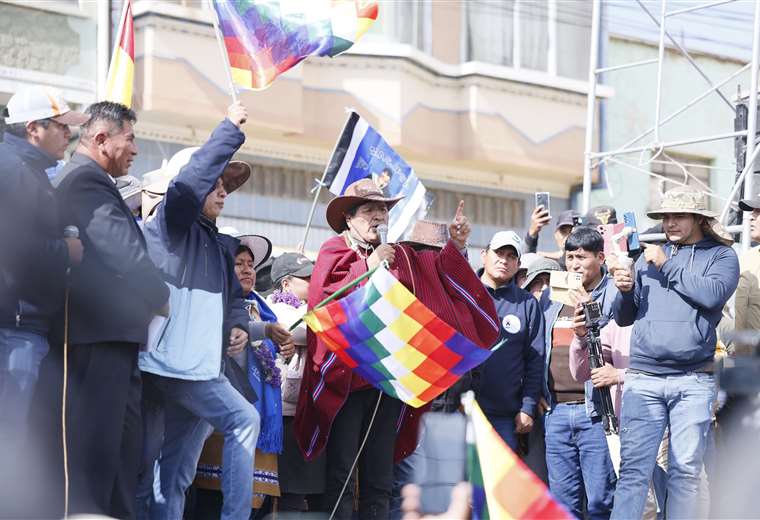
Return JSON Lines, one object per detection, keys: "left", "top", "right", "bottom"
{"left": 251, "top": 341, "right": 281, "bottom": 387}
{"left": 270, "top": 289, "right": 303, "bottom": 308}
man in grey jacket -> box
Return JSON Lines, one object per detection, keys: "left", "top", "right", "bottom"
{"left": 611, "top": 187, "right": 739, "bottom": 520}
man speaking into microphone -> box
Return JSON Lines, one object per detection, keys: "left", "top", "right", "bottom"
{"left": 295, "top": 178, "right": 499, "bottom": 519}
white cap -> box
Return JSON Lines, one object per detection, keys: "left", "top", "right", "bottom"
{"left": 5, "top": 85, "right": 89, "bottom": 126}
{"left": 488, "top": 230, "right": 522, "bottom": 258}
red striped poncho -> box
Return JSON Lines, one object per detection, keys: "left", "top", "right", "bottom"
{"left": 294, "top": 234, "right": 500, "bottom": 462}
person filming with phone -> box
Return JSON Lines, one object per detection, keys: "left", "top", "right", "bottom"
{"left": 610, "top": 186, "right": 738, "bottom": 520}
{"left": 541, "top": 226, "right": 618, "bottom": 520}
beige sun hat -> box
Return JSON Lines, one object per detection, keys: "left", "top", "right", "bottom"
{"left": 140, "top": 147, "right": 251, "bottom": 220}
{"left": 648, "top": 186, "right": 732, "bottom": 246}
{"left": 647, "top": 186, "right": 717, "bottom": 219}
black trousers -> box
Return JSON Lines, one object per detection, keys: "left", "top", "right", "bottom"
{"left": 324, "top": 389, "right": 403, "bottom": 520}
{"left": 26, "top": 341, "right": 142, "bottom": 519}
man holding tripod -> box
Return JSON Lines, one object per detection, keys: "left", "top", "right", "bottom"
{"left": 611, "top": 187, "right": 738, "bottom": 519}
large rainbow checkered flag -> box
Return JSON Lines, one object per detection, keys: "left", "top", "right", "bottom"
{"left": 212, "top": 0, "right": 378, "bottom": 90}
{"left": 301, "top": 266, "right": 493, "bottom": 408}
{"left": 467, "top": 398, "right": 572, "bottom": 519}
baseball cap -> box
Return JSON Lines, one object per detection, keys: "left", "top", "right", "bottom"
{"left": 556, "top": 209, "right": 580, "bottom": 229}
{"left": 271, "top": 253, "right": 314, "bottom": 285}
{"left": 5, "top": 85, "right": 89, "bottom": 126}
{"left": 586, "top": 205, "right": 618, "bottom": 225}
{"left": 739, "top": 195, "right": 760, "bottom": 212}
{"left": 488, "top": 231, "right": 522, "bottom": 258}
{"left": 521, "top": 257, "right": 561, "bottom": 290}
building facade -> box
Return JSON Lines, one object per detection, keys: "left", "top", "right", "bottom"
{"left": 1, "top": 0, "right": 607, "bottom": 260}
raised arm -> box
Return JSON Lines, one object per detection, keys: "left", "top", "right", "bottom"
{"left": 163, "top": 103, "right": 247, "bottom": 238}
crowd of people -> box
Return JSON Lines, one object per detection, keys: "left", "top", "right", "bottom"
{"left": 0, "top": 84, "right": 755, "bottom": 520}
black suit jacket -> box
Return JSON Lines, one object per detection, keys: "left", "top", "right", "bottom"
{"left": 53, "top": 153, "right": 169, "bottom": 345}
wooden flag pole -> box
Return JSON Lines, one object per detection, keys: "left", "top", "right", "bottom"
{"left": 206, "top": 0, "right": 238, "bottom": 103}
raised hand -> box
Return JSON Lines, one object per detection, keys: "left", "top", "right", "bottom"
{"left": 448, "top": 200, "right": 470, "bottom": 250}
{"left": 227, "top": 101, "right": 248, "bottom": 128}
{"left": 529, "top": 205, "right": 551, "bottom": 238}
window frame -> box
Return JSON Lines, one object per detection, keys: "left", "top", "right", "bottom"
{"left": 462, "top": 0, "right": 589, "bottom": 80}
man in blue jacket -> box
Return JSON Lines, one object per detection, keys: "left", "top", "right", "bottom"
{"left": 138, "top": 102, "right": 271, "bottom": 520}
{"left": 541, "top": 226, "right": 617, "bottom": 520}
{"left": 611, "top": 187, "right": 739, "bottom": 520}
{"left": 475, "top": 231, "right": 545, "bottom": 450}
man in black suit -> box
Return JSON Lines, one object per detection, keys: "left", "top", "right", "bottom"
{"left": 44, "top": 102, "right": 169, "bottom": 518}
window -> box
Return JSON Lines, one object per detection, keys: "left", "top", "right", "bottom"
{"left": 465, "top": 0, "right": 515, "bottom": 67}
{"left": 427, "top": 188, "right": 525, "bottom": 228}
{"left": 648, "top": 152, "right": 712, "bottom": 210}
{"left": 365, "top": 1, "right": 431, "bottom": 53}
{"left": 464, "top": 0, "right": 591, "bottom": 80}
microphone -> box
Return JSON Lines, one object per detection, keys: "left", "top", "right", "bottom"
{"left": 63, "top": 225, "right": 79, "bottom": 239}
{"left": 376, "top": 224, "right": 388, "bottom": 245}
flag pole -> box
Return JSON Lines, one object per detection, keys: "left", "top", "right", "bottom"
{"left": 206, "top": 0, "right": 238, "bottom": 103}
{"left": 299, "top": 110, "right": 354, "bottom": 253}
{"left": 300, "top": 172, "right": 329, "bottom": 253}
{"left": 105, "top": 0, "right": 130, "bottom": 88}
{"left": 288, "top": 264, "right": 381, "bottom": 332}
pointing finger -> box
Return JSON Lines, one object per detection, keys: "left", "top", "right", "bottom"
{"left": 455, "top": 200, "right": 465, "bottom": 220}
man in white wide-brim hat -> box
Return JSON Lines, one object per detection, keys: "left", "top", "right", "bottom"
{"left": 610, "top": 185, "right": 739, "bottom": 519}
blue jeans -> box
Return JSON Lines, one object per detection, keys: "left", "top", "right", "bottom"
{"left": 545, "top": 402, "right": 616, "bottom": 520}
{"left": 144, "top": 374, "right": 260, "bottom": 520}
{"left": 0, "top": 328, "right": 49, "bottom": 440}
{"left": 486, "top": 413, "right": 519, "bottom": 452}
{"left": 390, "top": 439, "right": 424, "bottom": 520}
{"left": 611, "top": 372, "right": 715, "bottom": 520}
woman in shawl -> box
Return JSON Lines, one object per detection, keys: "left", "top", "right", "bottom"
{"left": 194, "top": 231, "right": 294, "bottom": 513}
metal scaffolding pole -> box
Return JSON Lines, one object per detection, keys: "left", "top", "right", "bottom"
{"left": 741, "top": 0, "right": 760, "bottom": 252}
{"left": 653, "top": 0, "right": 668, "bottom": 143}
{"left": 582, "top": 0, "right": 760, "bottom": 247}
{"left": 582, "top": 0, "right": 601, "bottom": 215}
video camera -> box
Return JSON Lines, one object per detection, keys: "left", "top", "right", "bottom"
{"left": 582, "top": 300, "right": 603, "bottom": 328}
{"left": 581, "top": 300, "right": 619, "bottom": 435}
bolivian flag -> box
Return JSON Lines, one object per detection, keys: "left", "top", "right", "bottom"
{"left": 468, "top": 399, "right": 572, "bottom": 519}
{"left": 212, "top": 0, "right": 379, "bottom": 91}
{"left": 105, "top": 0, "right": 135, "bottom": 107}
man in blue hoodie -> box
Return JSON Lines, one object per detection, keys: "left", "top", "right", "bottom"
{"left": 475, "top": 230, "right": 545, "bottom": 451}
{"left": 611, "top": 186, "right": 739, "bottom": 520}
{"left": 542, "top": 226, "right": 617, "bottom": 520}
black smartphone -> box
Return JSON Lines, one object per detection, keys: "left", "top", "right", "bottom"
{"left": 535, "top": 192, "right": 551, "bottom": 216}
{"left": 412, "top": 412, "right": 467, "bottom": 515}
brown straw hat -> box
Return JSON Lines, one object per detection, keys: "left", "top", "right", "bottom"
{"left": 400, "top": 220, "right": 449, "bottom": 249}
{"left": 141, "top": 147, "right": 251, "bottom": 220}
{"left": 325, "top": 178, "right": 404, "bottom": 233}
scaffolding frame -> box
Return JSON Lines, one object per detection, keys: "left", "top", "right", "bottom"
{"left": 583, "top": 0, "right": 760, "bottom": 251}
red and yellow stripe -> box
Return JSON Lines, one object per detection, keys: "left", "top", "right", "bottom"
{"left": 105, "top": 0, "right": 135, "bottom": 107}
